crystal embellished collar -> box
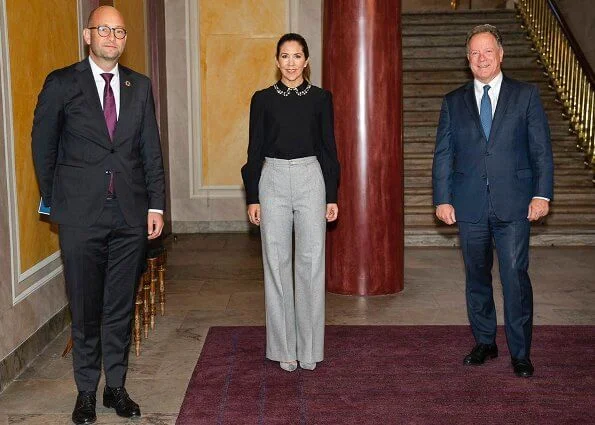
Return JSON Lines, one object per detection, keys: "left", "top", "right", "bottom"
{"left": 273, "top": 81, "right": 312, "bottom": 97}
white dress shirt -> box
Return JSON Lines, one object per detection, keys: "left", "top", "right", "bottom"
{"left": 88, "top": 57, "right": 163, "bottom": 215}
{"left": 472, "top": 72, "right": 548, "bottom": 203}
{"left": 473, "top": 72, "right": 503, "bottom": 119}
{"left": 88, "top": 56, "right": 120, "bottom": 118}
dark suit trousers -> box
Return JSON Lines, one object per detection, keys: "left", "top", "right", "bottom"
{"left": 59, "top": 199, "right": 146, "bottom": 391}
{"left": 458, "top": 195, "right": 533, "bottom": 360}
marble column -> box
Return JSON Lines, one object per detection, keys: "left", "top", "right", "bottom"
{"left": 323, "top": 0, "right": 404, "bottom": 295}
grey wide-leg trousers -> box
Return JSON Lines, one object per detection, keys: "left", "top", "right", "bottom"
{"left": 259, "top": 156, "right": 327, "bottom": 363}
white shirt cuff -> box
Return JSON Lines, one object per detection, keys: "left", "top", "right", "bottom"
{"left": 532, "top": 196, "right": 550, "bottom": 202}
{"left": 148, "top": 209, "right": 164, "bottom": 215}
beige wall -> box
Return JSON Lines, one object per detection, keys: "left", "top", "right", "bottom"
{"left": 7, "top": 0, "right": 78, "bottom": 273}
{"left": 200, "top": 0, "right": 285, "bottom": 187}
{"left": 402, "top": 0, "right": 512, "bottom": 11}
{"left": 115, "top": 0, "right": 148, "bottom": 75}
{"left": 165, "top": 0, "right": 286, "bottom": 232}
{"left": 164, "top": 0, "right": 518, "bottom": 232}
{"left": 291, "top": 0, "right": 322, "bottom": 86}
{"left": 167, "top": 0, "right": 330, "bottom": 231}
{"left": 0, "top": 0, "right": 76, "bottom": 362}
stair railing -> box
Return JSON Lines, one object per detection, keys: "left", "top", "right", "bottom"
{"left": 516, "top": 0, "right": 595, "bottom": 183}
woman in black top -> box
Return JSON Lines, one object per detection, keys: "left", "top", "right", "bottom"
{"left": 241, "top": 33, "right": 340, "bottom": 372}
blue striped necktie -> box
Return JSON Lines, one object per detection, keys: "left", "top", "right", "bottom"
{"left": 480, "top": 84, "right": 492, "bottom": 139}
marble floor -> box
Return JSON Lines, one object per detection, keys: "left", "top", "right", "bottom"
{"left": 0, "top": 233, "right": 593, "bottom": 424}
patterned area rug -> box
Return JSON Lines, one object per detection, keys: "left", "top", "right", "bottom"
{"left": 177, "top": 326, "right": 594, "bottom": 424}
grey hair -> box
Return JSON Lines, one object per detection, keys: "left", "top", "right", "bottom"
{"left": 466, "top": 24, "right": 503, "bottom": 52}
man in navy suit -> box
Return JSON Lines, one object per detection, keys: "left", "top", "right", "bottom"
{"left": 32, "top": 6, "right": 165, "bottom": 423}
{"left": 432, "top": 24, "right": 553, "bottom": 378}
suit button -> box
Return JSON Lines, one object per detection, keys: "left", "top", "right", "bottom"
{"left": 110, "top": 149, "right": 115, "bottom": 153}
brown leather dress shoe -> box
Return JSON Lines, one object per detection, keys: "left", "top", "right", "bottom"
{"left": 463, "top": 343, "right": 498, "bottom": 365}
{"left": 103, "top": 386, "right": 141, "bottom": 418}
{"left": 512, "top": 358, "right": 534, "bottom": 377}
{"left": 72, "top": 391, "right": 96, "bottom": 425}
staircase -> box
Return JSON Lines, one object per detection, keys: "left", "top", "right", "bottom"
{"left": 402, "top": 9, "right": 595, "bottom": 246}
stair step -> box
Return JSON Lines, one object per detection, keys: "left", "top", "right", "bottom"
{"left": 403, "top": 44, "right": 535, "bottom": 59}
{"left": 407, "top": 120, "right": 572, "bottom": 128}
{"left": 403, "top": 70, "right": 549, "bottom": 84}
{"left": 403, "top": 125, "right": 572, "bottom": 138}
{"left": 404, "top": 81, "right": 553, "bottom": 98}
{"left": 404, "top": 176, "right": 593, "bottom": 188}
{"left": 402, "top": 143, "right": 579, "bottom": 151}
{"left": 404, "top": 56, "right": 540, "bottom": 71}
{"left": 403, "top": 185, "right": 594, "bottom": 196}
{"left": 405, "top": 204, "right": 595, "bottom": 214}
{"left": 404, "top": 193, "right": 595, "bottom": 206}
{"left": 402, "top": 136, "right": 578, "bottom": 145}
{"left": 403, "top": 150, "right": 586, "bottom": 160}
{"left": 403, "top": 168, "right": 592, "bottom": 178}
{"left": 402, "top": 11, "right": 517, "bottom": 24}
{"left": 403, "top": 22, "right": 524, "bottom": 36}
{"left": 403, "top": 96, "right": 563, "bottom": 110}
{"left": 404, "top": 157, "right": 590, "bottom": 169}
{"left": 403, "top": 205, "right": 595, "bottom": 226}
{"left": 404, "top": 225, "right": 595, "bottom": 247}
{"left": 404, "top": 34, "right": 529, "bottom": 48}
{"left": 404, "top": 110, "right": 568, "bottom": 124}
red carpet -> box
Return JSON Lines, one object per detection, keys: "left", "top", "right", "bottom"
{"left": 176, "top": 326, "right": 594, "bottom": 424}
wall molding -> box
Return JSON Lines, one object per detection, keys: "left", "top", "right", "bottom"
{"left": 0, "top": 0, "right": 22, "bottom": 305}
{"left": 77, "top": 0, "right": 85, "bottom": 59}
{"left": 0, "top": 1, "right": 88, "bottom": 305}
{"left": 185, "top": 0, "right": 292, "bottom": 200}
{"left": 186, "top": 0, "right": 202, "bottom": 198}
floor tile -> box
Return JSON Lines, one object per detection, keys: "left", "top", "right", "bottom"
{"left": 0, "top": 234, "right": 593, "bottom": 420}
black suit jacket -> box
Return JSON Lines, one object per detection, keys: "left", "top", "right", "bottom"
{"left": 32, "top": 58, "right": 165, "bottom": 227}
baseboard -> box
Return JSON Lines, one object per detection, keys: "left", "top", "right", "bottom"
{"left": 172, "top": 220, "right": 251, "bottom": 233}
{"left": 0, "top": 306, "right": 70, "bottom": 393}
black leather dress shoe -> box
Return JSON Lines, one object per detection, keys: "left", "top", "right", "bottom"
{"left": 103, "top": 386, "right": 141, "bottom": 418}
{"left": 463, "top": 343, "right": 498, "bottom": 365}
{"left": 72, "top": 391, "right": 96, "bottom": 425}
{"left": 512, "top": 358, "right": 534, "bottom": 377}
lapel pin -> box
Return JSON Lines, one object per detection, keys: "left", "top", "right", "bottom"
{"left": 125, "top": 80, "right": 131, "bottom": 87}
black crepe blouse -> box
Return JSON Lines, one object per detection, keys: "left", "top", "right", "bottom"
{"left": 241, "top": 80, "right": 340, "bottom": 205}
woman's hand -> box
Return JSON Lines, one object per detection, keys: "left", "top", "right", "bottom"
{"left": 247, "top": 204, "right": 261, "bottom": 226}
{"left": 326, "top": 203, "right": 338, "bottom": 222}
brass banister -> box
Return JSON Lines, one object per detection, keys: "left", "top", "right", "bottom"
{"left": 546, "top": 0, "right": 595, "bottom": 85}
{"left": 517, "top": 0, "right": 595, "bottom": 182}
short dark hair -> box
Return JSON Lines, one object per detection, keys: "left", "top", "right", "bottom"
{"left": 466, "top": 24, "right": 503, "bottom": 52}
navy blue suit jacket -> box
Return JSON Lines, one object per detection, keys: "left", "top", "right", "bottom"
{"left": 432, "top": 75, "right": 554, "bottom": 223}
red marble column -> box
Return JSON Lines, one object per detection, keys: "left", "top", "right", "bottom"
{"left": 323, "top": 0, "right": 404, "bottom": 295}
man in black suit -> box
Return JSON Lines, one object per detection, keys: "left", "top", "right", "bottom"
{"left": 31, "top": 6, "right": 165, "bottom": 424}
{"left": 432, "top": 25, "right": 553, "bottom": 378}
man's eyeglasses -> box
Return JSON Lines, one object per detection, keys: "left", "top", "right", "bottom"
{"left": 88, "top": 26, "right": 127, "bottom": 40}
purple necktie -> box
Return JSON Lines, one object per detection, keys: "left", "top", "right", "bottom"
{"left": 101, "top": 73, "right": 117, "bottom": 140}
{"left": 101, "top": 73, "right": 116, "bottom": 195}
